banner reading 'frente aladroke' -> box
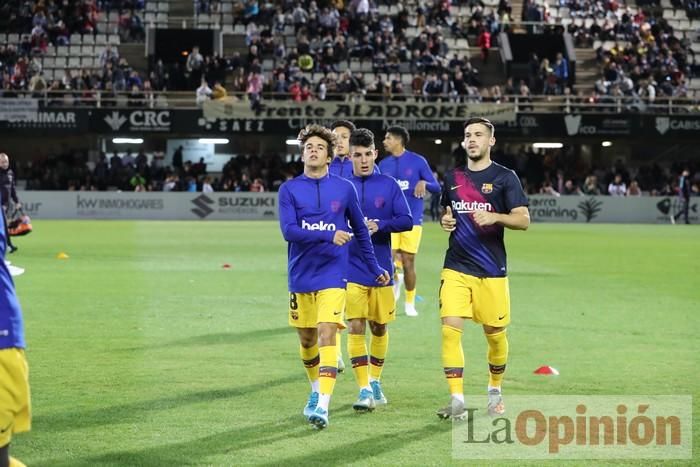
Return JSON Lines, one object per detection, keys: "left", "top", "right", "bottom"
{"left": 202, "top": 99, "right": 517, "bottom": 123}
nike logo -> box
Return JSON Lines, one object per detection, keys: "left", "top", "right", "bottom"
{"left": 498, "top": 315, "right": 506, "bottom": 320}
{"left": 389, "top": 309, "right": 395, "bottom": 315}
{"left": 0, "top": 423, "right": 11, "bottom": 433}
{"left": 333, "top": 311, "right": 341, "bottom": 316}
{"left": 450, "top": 185, "right": 462, "bottom": 190}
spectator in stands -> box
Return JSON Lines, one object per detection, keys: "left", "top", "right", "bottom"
{"left": 562, "top": 179, "right": 582, "bottom": 195}
{"left": 553, "top": 53, "right": 569, "bottom": 94}
{"left": 246, "top": 69, "right": 264, "bottom": 110}
{"left": 196, "top": 77, "right": 212, "bottom": 106}
{"left": 627, "top": 180, "right": 643, "bottom": 196}
{"left": 477, "top": 26, "right": 491, "bottom": 63}
{"left": 187, "top": 46, "right": 205, "bottom": 88}
{"left": 540, "top": 181, "right": 560, "bottom": 196}
{"left": 608, "top": 174, "right": 627, "bottom": 196}
{"left": 582, "top": 175, "right": 602, "bottom": 195}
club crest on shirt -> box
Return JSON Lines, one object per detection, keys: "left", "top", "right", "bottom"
{"left": 374, "top": 196, "right": 385, "bottom": 208}
{"left": 481, "top": 183, "right": 493, "bottom": 194}
{"left": 330, "top": 200, "right": 341, "bottom": 213}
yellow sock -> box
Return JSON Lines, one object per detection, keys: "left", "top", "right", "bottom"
{"left": 347, "top": 333, "right": 369, "bottom": 388}
{"left": 369, "top": 331, "right": 389, "bottom": 380}
{"left": 442, "top": 325, "right": 464, "bottom": 396}
{"left": 486, "top": 330, "right": 508, "bottom": 388}
{"left": 319, "top": 345, "right": 338, "bottom": 396}
{"left": 405, "top": 288, "right": 416, "bottom": 304}
{"left": 10, "top": 457, "right": 27, "bottom": 467}
{"left": 336, "top": 330, "right": 343, "bottom": 360}
{"left": 300, "top": 344, "right": 319, "bottom": 383}
{"left": 394, "top": 259, "right": 403, "bottom": 273}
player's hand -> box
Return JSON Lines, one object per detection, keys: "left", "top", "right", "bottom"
{"left": 366, "top": 220, "right": 379, "bottom": 235}
{"left": 332, "top": 230, "right": 352, "bottom": 245}
{"left": 375, "top": 270, "right": 391, "bottom": 286}
{"left": 414, "top": 180, "right": 427, "bottom": 198}
{"left": 15, "top": 202, "right": 21, "bottom": 209}
{"left": 472, "top": 210, "right": 498, "bottom": 227}
{"left": 441, "top": 206, "right": 456, "bottom": 232}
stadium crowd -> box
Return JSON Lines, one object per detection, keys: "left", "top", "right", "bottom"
{"left": 159, "top": 0, "right": 507, "bottom": 96}
{"left": 0, "top": 0, "right": 148, "bottom": 96}
{"left": 16, "top": 146, "right": 699, "bottom": 200}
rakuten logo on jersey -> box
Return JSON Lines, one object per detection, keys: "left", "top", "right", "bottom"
{"left": 452, "top": 200, "right": 493, "bottom": 213}
{"left": 397, "top": 180, "right": 410, "bottom": 190}
{"left": 301, "top": 219, "right": 337, "bottom": 231}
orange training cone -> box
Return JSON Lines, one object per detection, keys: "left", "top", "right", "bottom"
{"left": 533, "top": 365, "right": 559, "bottom": 375}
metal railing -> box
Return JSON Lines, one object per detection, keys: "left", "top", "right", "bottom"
{"left": 2, "top": 90, "right": 698, "bottom": 114}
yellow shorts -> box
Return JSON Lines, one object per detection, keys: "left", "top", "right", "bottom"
{"left": 439, "top": 269, "right": 511, "bottom": 327}
{"left": 0, "top": 348, "right": 31, "bottom": 447}
{"left": 288, "top": 288, "right": 347, "bottom": 329}
{"left": 391, "top": 225, "right": 423, "bottom": 254}
{"left": 346, "top": 283, "right": 396, "bottom": 324}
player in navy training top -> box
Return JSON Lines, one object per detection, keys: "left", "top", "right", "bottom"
{"left": 278, "top": 124, "right": 389, "bottom": 430}
{"left": 0, "top": 184, "right": 30, "bottom": 467}
{"left": 328, "top": 119, "right": 356, "bottom": 374}
{"left": 329, "top": 120, "right": 356, "bottom": 179}
{"left": 436, "top": 117, "right": 530, "bottom": 421}
{"left": 345, "top": 128, "right": 412, "bottom": 411}
{"left": 378, "top": 126, "right": 440, "bottom": 317}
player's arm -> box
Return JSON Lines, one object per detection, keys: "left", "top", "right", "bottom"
{"left": 472, "top": 206, "right": 530, "bottom": 230}
{"left": 472, "top": 172, "right": 530, "bottom": 230}
{"left": 346, "top": 186, "right": 390, "bottom": 284}
{"left": 278, "top": 184, "right": 335, "bottom": 243}
{"left": 375, "top": 181, "right": 413, "bottom": 233}
{"left": 414, "top": 158, "right": 441, "bottom": 197}
{"left": 440, "top": 175, "right": 457, "bottom": 232}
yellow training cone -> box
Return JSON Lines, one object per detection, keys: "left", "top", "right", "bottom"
{"left": 56, "top": 252, "right": 69, "bottom": 259}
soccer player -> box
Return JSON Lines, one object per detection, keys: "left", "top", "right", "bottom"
{"left": 436, "top": 117, "right": 529, "bottom": 420}
{"left": 279, "top": 124, "right": 389, "bottom": 429}
{"left": 0, "top": 190, "right": 30, "bottom": 467}
{"left": 379, "top": 126, "right": 440, "bottom": 317}
{"left": 329, "top": 119, "right": 357, "bottom": 374}
{"left": 346, "top": 129, "right": 412, "bottom": 411}
{"left": 329, "top": 120, "right": 356, "bottom": 178}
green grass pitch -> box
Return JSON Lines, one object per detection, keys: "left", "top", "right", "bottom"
{"left": 9, "top": 220, "right": 699, "bottom": 466}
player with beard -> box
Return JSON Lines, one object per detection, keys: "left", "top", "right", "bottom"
{"left": 436, "top": 118, "right": 530, "bottom": 420}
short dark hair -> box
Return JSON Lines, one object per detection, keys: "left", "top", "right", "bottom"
{"left": 331, "top": 120, "right": 356, "bottom": 132}
{"left": 298, "top": 124, "right": 336, "bottom": 155}
{"left": 386, "top": 125, "right": 410, "bottom": 146}
{"left": 464, "top": 117, "right": 495, "bottom": 136}
{"left": 349, "top": 128, "right": 375, "bottom": 149}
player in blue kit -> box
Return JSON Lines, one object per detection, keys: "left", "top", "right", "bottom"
{"left": 379, "top": 126, "right": 440, "bottom": 317}
{"left": 328, "top": 119, "right": 356, "bottom": 375}
{"left": 436, "top": 117, "right": 530, "bottom": 420}
{"left": 329, "top": 120, "right": 380, "bottom": 374}
{"left": 329, "top": 120, "right": 356, "bottom": 179}
{"left": 345, "top": 129, "right": 412, "bottom": 411}
{"left": 0, "top": 193, "right": 30, "bottom": 467}
{"left": 278, "top": 124, "right": 390, "bottom": 429}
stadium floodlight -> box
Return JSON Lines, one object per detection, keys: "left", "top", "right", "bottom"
{"left": 198, "top": 138, "right": 229, "bottom": 144}
{"left": 601, "top": 141, "right": 612, "bottom": 147}
{"left": 112, "top": 138, "right": 144, "bottom": 144}
{"left": 434, "top": 139, "right": 442, "bottom": 145}
{"left": 532, "top": 142, "right": 563, "bottom": 149}
{"left": 286, "top": 139, "right": 300, "bottom": 145}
